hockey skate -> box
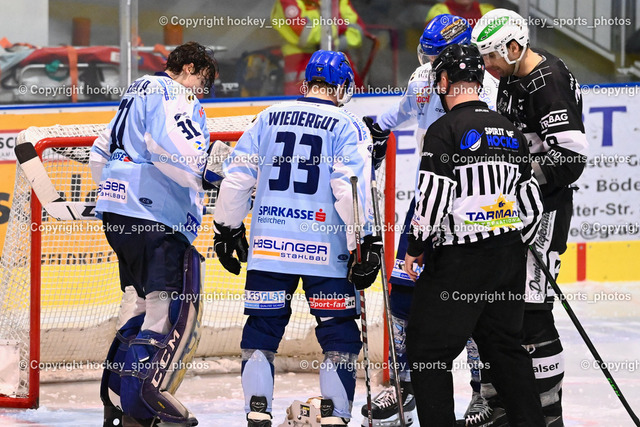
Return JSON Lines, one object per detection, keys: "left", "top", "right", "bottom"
{"left": 121, "top": 415, "right": 197, "bottom": 427}
{"left": 360, "top": 381, "right": 415, "bottom": 426}
{"left": 248, "top": 395, "right": 273, "bottom": 427}
{"left": 278, "top": 397, "right": 348, "bottom": 427}
{"left": 456, "top": 394, "right": 508, "bottom": 427}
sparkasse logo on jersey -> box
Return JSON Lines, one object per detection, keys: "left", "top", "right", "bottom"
{"left": 252, "top": 236, "right": 330, "bottom": 265}
{"left": 257, "top": 205, "right": 327, "bottom": 225}
{"left": 98, "top": 179, "right": 128, "bottom": 203}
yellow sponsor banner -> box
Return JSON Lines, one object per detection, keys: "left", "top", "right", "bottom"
{"left": 0, "top": 104, "right": 268, "bottom": 131}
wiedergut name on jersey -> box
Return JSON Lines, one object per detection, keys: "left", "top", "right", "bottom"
{"left": 267, "top": 110, "right": 339, "bottom": 131}
{"left": 252, "top": 236, "right": 330, "bottom": 265}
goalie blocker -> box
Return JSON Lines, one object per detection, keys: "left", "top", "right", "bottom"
{"left": 102, "top": 245, "right": 205, "bottom": 427}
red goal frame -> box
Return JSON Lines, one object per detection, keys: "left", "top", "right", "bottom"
{"left": 0, "top": 132, "right": 396, "bottom": 409}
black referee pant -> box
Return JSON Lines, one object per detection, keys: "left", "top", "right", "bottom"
{"left": 406, "top": 233, "right": 545, "bottom": 427}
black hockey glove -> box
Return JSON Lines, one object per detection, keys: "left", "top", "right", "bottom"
{"left": 213, "top": 222, "right": 249, "bottom": 275}
{"left": 362, "top": 116, "right": 390, "bottom": 170}
{"left": 348, "top": 235, "right": 383, "bottom": 290}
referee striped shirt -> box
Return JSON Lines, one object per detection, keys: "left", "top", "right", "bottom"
{"left": 407, "top": 100, "right": 543, "bottom": 255}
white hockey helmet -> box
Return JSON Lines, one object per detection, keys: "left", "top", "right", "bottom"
{"left": 472, "top": 8, "right": 529, "bottom": 65}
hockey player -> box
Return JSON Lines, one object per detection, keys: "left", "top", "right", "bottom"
{"left": 213, "top": 50, "right": 381, "bottom": 426}
{"left": 472, "top": 9, "right": 588, "bottom": 426}
{"left": 359, "top": 14, "right": 501, "bottom": 426}
{"left": 404, "top": 43, "right": 546, "bottom": 427}
{"left": 89, "top": 41, "right": 218, "bottom": 426}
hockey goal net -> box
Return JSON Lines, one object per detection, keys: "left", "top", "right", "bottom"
{"left": 0, "top": 114, "right": 396, "bottom": 408}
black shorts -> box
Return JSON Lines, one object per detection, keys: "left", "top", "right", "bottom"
{"left": 102, "top": 212, "right": 190, "bottom": 297}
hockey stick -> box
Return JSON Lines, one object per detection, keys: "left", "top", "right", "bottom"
{"left": 14, "top": 142, "right": 99, "bottom": 220}
{"left": 350, "top": 176, "right": 373, "bottom": 427}
{"left": 371, "top": 179, "right": 406, "bottom": 427}
{"left": 15, "top": 142, "right": 216, "bottom": 220}
{"left": 528, "top": 246, "right": 640, "bottom": 426}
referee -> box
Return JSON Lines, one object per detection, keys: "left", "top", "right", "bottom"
{"left": 403, "top": 43, "right": 546, "bottom": 426}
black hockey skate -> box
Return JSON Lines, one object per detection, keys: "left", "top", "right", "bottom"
{"left": 121, "top": 415, "right": 197, "bottom": 426}
{"left": 361, "top": 381, "right": 415, "bottom": 426}
{"left": 247, "top": 395, "right": 272, "bottom": 427}
{"left": 320, "top": 398, "right": 349, "bottom": 426}
{"left": 456, "top": 394, "right": 508, "bottom": 427}
{"left": 104, "top": 405, "right": 123, "bottom": 427}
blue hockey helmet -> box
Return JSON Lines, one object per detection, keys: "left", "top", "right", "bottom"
{"left": 304, "top": 50, "right": 355, "bottom": 105}
{"left": 418, "top": 14, "right": 472, "bottom": 65}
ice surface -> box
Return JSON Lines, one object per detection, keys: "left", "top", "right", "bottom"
{"left": 0, "top": 282, "right": 638, "bottom": 426}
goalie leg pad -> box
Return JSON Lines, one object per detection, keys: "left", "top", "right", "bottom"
{"left": 101, "top": 312, "right": 145, "bottom": 421}
{"left": 102, "top": 285, "right": 146, "bottom": 412}
{"left": 120, "top": 246, "right": 204, "bottom": 424}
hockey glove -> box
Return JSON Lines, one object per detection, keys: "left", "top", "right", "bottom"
{"left": 362, "top": 116, "right": 390, "bottom": 170}
{"left": 213, "top": 222, "right": 249, "bottom": 275}
{"left": 348, "top": 235, "right": 383, "bottom": 290}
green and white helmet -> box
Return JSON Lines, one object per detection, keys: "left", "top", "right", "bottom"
{"left": 472, "top": 8, "right": 529, "bottom": 65}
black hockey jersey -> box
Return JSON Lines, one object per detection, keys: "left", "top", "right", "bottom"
{"left": 496, "top": 49, "right": 588, "bottom": 212}
{"left": 407, "top": 100, "right": 544, "bottom": 254}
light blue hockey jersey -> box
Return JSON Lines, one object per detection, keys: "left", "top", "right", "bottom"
{"left": 89, "top": 72, "right": 210, "bottom": 243}
{"left": 215, "top": 97, "right": 373, "bottom": 278}
{"left": 378, "top": 62, "right": 499, "bottom": 149}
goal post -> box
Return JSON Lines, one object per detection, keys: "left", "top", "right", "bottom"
{"left": 0, "top": 116, "right": 396, "bottom": 408}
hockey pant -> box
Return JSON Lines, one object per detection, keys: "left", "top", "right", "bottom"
{"left": 484, "top": 207, "right": 570, "bottom": 417}
{"left": 389, "top": 199, "right": 481, "bottom": 390}
{"left": 407, "top": 235, "right": 545, "bottom": 426}
{"left": 101, "top": 246, "right": 204, "bottom": 424}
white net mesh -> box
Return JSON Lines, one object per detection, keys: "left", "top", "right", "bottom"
{"left": 0, "top": 115, "right": 389, "bottom": 401}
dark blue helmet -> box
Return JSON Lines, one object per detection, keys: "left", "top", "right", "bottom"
{"left": 305, "top": 50, "right": 355, "bottom": 104}
{"left": 418, "top": 14, "right": 472, "bottom": 65}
